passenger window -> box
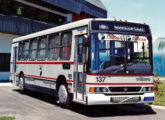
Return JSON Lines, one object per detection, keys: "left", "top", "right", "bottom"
{"left": 38, "top": 37, "right": 47, "bottom": 60}
{"left": 18, "top": 42, "right": 23, "bottom": 60}
{"left": 48, "top": 35, "right": 60, "bottom": 60}
{"left": 60, "top": 32, "right": 72, "bottom": 60}
{"left": 29, "top": 39, "right": 38, "bottom": 60}
{"left": 22, "top": 41, "right": 29, "bottom": 60}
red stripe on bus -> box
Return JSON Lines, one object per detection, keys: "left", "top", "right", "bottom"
{"left": 24, "top": 74, "right": 57, "bottom": 80}
{"left": 85, "top": 83, "right": 154, "bottom": 85}
{"left": 22, "top": 74, "right": 73, "bottom": 83}
{"left": 10, "top": 61, "right": 74, "bottom": 65}
{"left": 87, "top": 73, "right": 154, "bottom": 77}
{"left": 16, "top": 73, "right": 19, "bottom": 75}
{"left": 67, "top": 80, "right": 74, "bottom": 83}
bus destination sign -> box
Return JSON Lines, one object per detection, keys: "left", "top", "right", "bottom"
{"left": 114, "top": 25, "right": 145, "bottom": 33}
{"left": 91, "top": 21, "right": 150, "bottom": 35}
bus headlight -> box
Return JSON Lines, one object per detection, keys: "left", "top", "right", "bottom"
{"left": 89, "top": 87, "right": 108, "bottom": 93}
{"left": 142, "top": 87, "right": 147, "bottom": 92}
{"left": 148, "top": 87, "right": 152, "bottom": 92}
{"left": 142, "top": 87, "right": 153, "bottom": 92}
{"left": 95, "top": 87, "right": 100, "bottom": 92}
{"left": 102, "top": 87, "right": 108, "bottom": 92}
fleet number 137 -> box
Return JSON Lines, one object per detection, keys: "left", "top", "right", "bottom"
{"left": 96, "top": 77, "right": 106, "bottom": 82}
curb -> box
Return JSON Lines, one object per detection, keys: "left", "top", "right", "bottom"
{"left": 0, "top": 83, "right": 13, "bottom": 86}
{"left": 151, "top": 105, "right": 165, "bottom": 110}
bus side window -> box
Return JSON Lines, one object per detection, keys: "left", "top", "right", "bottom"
{"left": 60, "top": 32, "right": 72, "bottom": 60}
{"left": 18, "top": 42, "right": 23, "bottom": 60}
{"left": 48, "top": 35, "right": 60, "bottom": 60}
{"left": 38, "top": 37, "right": 47, "bottom": 60}
{"left": 29, "top": 39, "right": 38, "bottom": 61}
{"left": 22, "top": 41, "right": 29, "bottom": 61}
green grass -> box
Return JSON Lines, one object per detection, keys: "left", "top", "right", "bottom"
{"left": 0, "top": 117, "right": 15, "bottom": 120}
{"left": 153, "top": 81, "right": 165, "bottom": 106}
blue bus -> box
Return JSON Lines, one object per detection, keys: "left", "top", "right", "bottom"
{"left": 153, "top": 37, "right": 165, "bottom": 76}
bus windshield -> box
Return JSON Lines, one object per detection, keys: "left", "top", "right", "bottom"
{"left": 90, "top": 33, "right": 152, "bottom": 74}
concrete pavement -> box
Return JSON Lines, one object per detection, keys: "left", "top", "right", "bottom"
{"left": 0, "top": 82, "right": 13, "bottom": 86}
{"left": 0, "top": 84, "right": 165, "bottom": 120}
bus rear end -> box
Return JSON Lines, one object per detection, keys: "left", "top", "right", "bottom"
{"left": 85, "top": 20, "right": 154, "bottom": 105}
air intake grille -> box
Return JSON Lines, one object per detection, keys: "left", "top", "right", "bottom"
{"left": 111, "top": 96, "right": 141, "bottom": 103}
{"left": 109, "top": 87, "right": 141, "bottom": 92}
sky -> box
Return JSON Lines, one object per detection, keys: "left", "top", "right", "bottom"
{"left": 101, "top": 0, "right": 165, "bottom": 37}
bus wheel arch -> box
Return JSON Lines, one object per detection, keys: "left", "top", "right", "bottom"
{"left": 56, "top": 75, "right": 68, "bottom": 93}
{"left": 19, "top": 71, "right": 24, "bottom": 79}
{"left": 56, "top": 75, "right": 70, "bottom": 108}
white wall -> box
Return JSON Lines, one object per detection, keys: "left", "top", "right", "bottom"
{"left": 0, "top": 32, "right": 20, "bottom": 81}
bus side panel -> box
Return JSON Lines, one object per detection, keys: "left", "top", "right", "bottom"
{"left": 21, "top": 63, "right": 74, "bottom": 96}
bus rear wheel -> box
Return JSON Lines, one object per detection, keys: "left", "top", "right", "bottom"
{"left": 58, "top": 84, "right": 70, "bottom": 108}
{"left": 19, "top": 75, "right": 26, "bottom": 93}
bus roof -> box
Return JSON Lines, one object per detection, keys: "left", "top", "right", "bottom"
{"left": 13, "top": 18, "right": 149, "bottom": 43}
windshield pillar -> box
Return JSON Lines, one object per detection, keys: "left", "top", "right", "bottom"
{"left": 148, "top": 36, "right": 153, "bottom": 72}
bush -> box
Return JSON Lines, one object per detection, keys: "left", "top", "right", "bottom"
{"left": 154, "top": 78, "right": 164, "bottom": 96}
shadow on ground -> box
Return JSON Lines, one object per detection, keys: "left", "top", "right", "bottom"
{"left": 70, "top": 103, "right": 156, "bottom": 117}
{"left": 13, "top": 88, "right": 156, "bottom": 117}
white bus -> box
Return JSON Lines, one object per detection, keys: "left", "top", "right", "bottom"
{"left": 10, "top": 19, "right": 154, "bottom": 108}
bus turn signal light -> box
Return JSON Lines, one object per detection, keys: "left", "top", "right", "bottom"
{"left": 152, "top": 87, "right": 154, "bottom": 91}
{"left": 89, "top": 87, "right": 95, "bottom": 93}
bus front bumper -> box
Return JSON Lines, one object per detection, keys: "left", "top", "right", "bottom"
{"left": 86, "top": 92, "right": 154, "bottom": 105}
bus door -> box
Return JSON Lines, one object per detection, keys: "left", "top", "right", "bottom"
{"left": 12, "top": 47, "right": 18, "bottom": 85}
{"left": 75, "top": 35, "right": 86, "bottom": 101}
{"left": 73, "top": 27, "right": 88, "bottom": 101}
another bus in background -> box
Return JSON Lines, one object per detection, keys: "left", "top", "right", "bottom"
{"left": 153, "top": 37, "right": 165, "bottom": 76}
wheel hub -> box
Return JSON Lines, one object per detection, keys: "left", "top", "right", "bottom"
{"left": 19, "top": 77, "right": 24, "bottom": 90}
{"left": 58, "top": 85, "right": 68, "bottom": 103}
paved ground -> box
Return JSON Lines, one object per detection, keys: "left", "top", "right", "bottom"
{"left": 0, "top": 83, "right": 165, "bottom": 120}
{"left": 0, "top": 82, "right": 13, "bottom": 86}
{"left": 154, "top": 77, "right": 165, "bottom": 81}
{"left": 158, "top": 78, "right": 165, "bottom": 81}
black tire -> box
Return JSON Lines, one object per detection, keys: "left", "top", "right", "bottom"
{"left": 58, "top": 84, "right": 70, "bottom": 108}
{"left": 19, "top": 74, "right": 26, "bottom": 93}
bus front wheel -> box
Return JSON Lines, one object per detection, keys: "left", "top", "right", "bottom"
{"left": 58, "top": 84, "right": 70, "bottom": 108}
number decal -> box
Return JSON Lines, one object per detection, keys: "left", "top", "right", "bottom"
{"left": 96, "top": 77, "right": 106, "bottom": 82}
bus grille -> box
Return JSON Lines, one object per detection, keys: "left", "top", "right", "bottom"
{"left": 111, "top": 96, "right": 141, "bottom": 103}
{"left": 109, "top": 87, "right": 141, "bottom": 92}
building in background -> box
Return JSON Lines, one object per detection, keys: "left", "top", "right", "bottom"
{"left": 0, "top": 0, "right": 107, "bottom": 81}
